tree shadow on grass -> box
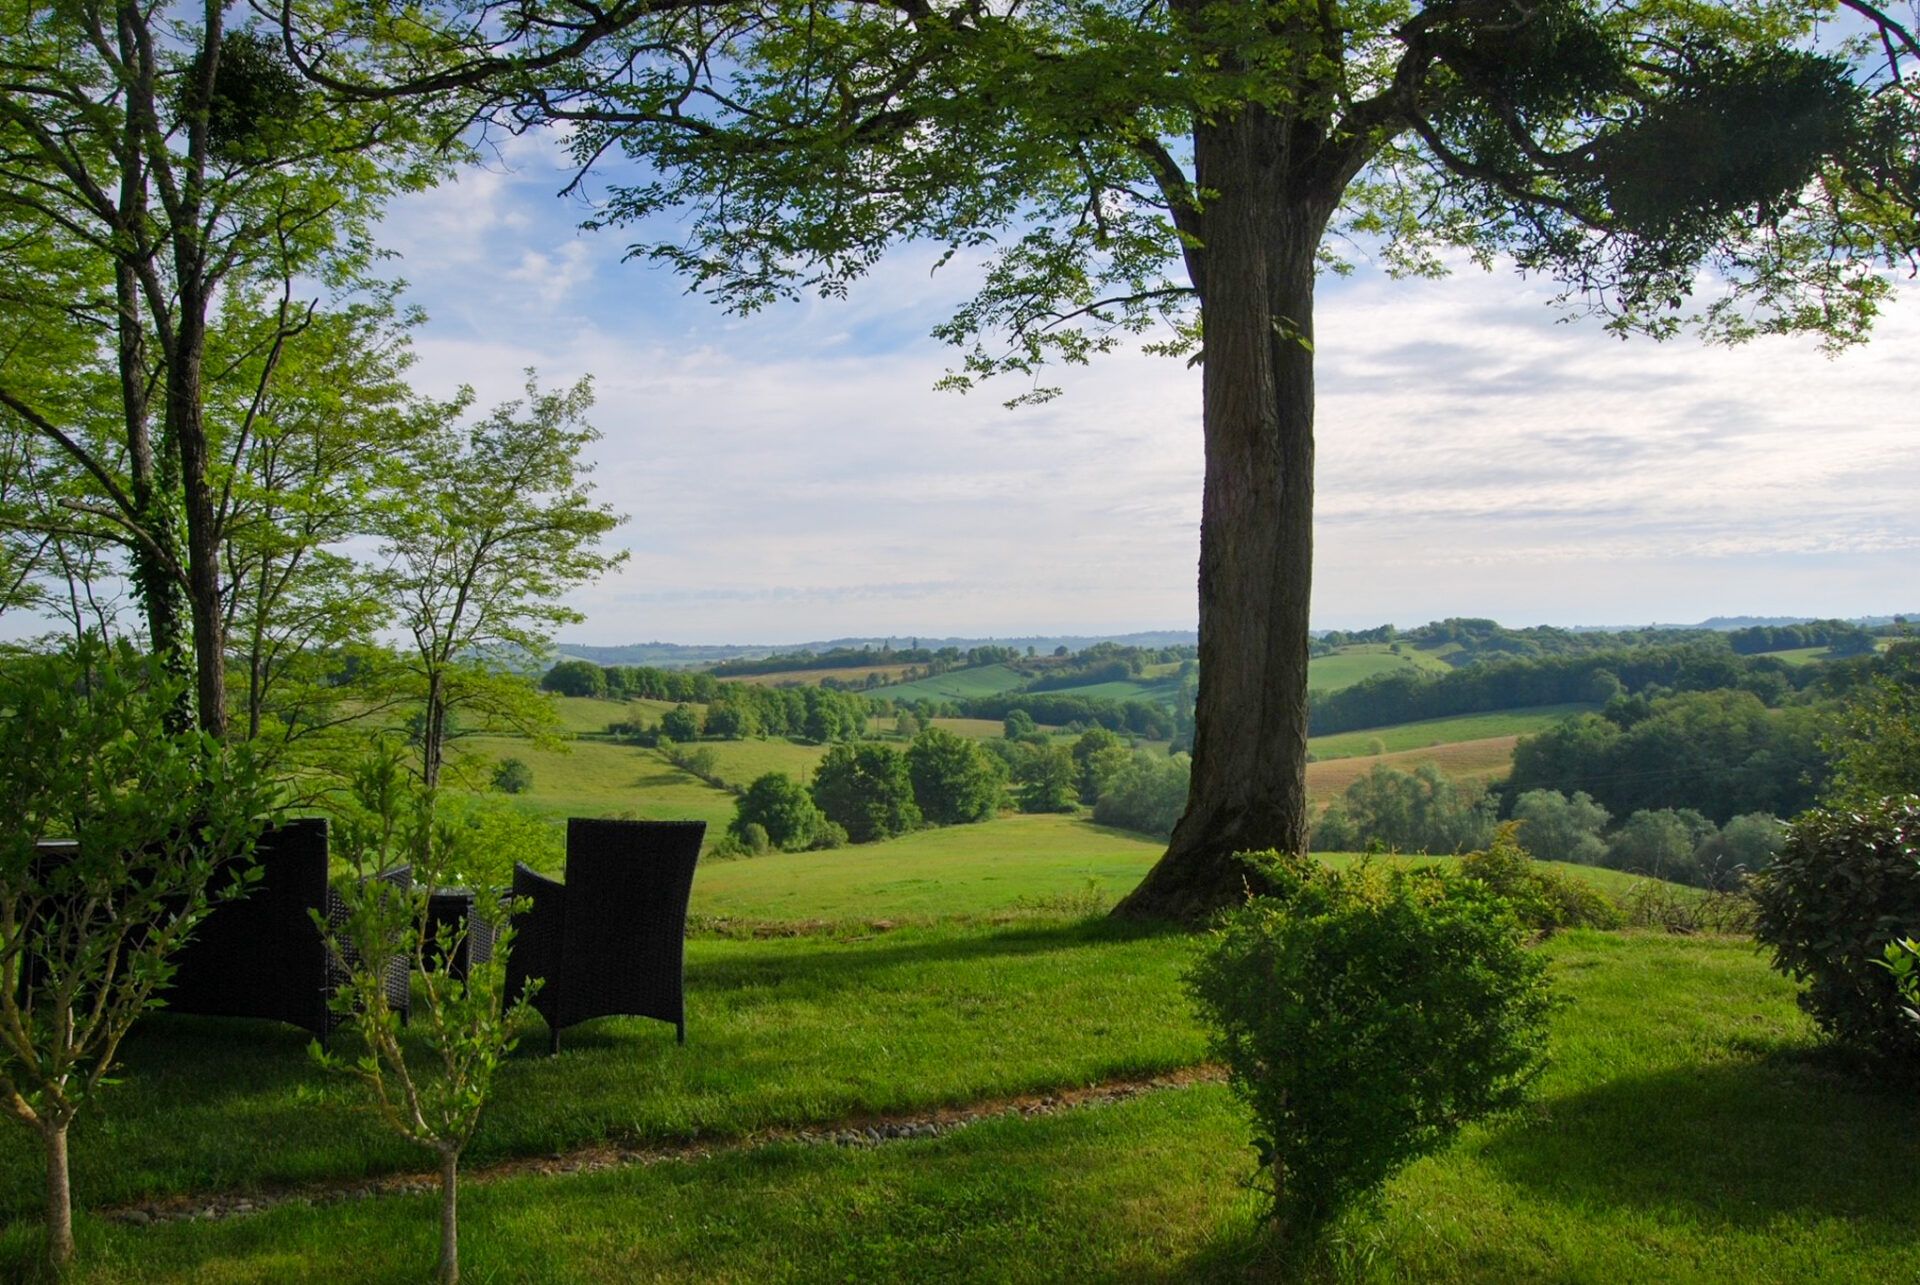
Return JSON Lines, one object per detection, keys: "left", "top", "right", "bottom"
{"left": 1479, "top": 1048, "right": 1920, "bottom": 1228}
{"left": 685, "top": 915, "right": 1190, "bottom": 990}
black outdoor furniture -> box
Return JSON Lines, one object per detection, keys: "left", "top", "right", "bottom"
{"left": 506, "top": 818, "right": 705, "bottom": 1054}
{"left": 166, "top": 818, "right": 411, "bottom": 1041}
{"left": 423, "top": 887, "right": 496, "bottom": 982}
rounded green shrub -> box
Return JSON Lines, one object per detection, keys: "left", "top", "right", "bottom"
{"left": 1187, "top": 859, "right": 1553, "bottom": 1248}
{"left": 1752, "top": 795, "right": 1920, "bottom": 1062}
{"left": 1457, "top": 825, "right": 1622, "bottom": 932}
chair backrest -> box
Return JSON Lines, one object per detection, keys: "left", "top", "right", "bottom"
{"left": 167, "top": 818, "right": 331, "bottom": 1035}
{"left": 554, "top": 819, "right": 704, "bottom": 1031}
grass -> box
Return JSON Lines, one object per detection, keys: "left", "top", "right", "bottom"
{"left": 17, "top": 929, "right": 1916, "bottom": 1282}
{"left": 1307, "top": 703, "right": 1594, "bottom": 759}
{"left": 1306, "top": 735, "right": 1522, "bottom": 805}
{"left": 693, "top": 814, "right": 1168, "bottom": 922}
{"left": 694, "top": 738, "right": 831, "bottom": 789}
{"left": 0, "top": 918, "right": 1205, "bottom": 1224}
{"left": 457, "top": 736, "right": 737, "bottom": 851}
{"left": 872, "top": 664, "right": 1029, "bottom": 702}
{"left": 1308, "top": 644, "right": 1455, "bottom": 694}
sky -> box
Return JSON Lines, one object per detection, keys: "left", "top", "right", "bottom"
{"left": 372, "top": 130, "right": 1920, "bottom": 646}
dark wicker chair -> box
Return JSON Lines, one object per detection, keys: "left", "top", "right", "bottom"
{"left": 166, "top": 818, "right": 411, "bottom": 1041}
{"left": 507, "top": 818, "right": 705, "bottom": 1054}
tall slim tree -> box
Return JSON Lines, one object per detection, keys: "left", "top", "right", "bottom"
{"left": 378, "top": 373, "right": 626, "bottom": 792}
{"left": 0, "top": 4, "right": 447, "bottom": 734}
{"left": 283, "top": 0, "right": 1917, "bottom": 916}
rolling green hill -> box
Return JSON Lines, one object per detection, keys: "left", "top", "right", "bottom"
{"left": 871, "top": 663, "right": 1029, "bottom": 702}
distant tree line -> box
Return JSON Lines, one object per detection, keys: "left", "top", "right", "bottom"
{"left": 1502, "top": 689, "right": 1828, "bottom": 824}
{"left": 1308, "top": 644, "right": 1813, "bottom": 735}
{"left": 1725, "top": 619, "right": 1875, "bottom": 655}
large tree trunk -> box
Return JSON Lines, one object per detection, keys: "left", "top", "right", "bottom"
{"left": 1113, "top": 111, "right": 1331, "bottom": 923}
{"left": 42, "top": 1119, "right": 73, "bottom": 1271}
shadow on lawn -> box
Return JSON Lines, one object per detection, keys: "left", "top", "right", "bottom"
{"left": 1480, "top": 1048, "right": 1920, "bottom": 1227}
{"left": 686, "top": 915, "right": 1188, "bottom": 988}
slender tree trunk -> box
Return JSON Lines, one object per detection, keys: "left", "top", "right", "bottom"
{"left": 43, "top": 1119, "right": 73, "bottom": 1271}
{"left": 437, "top": 1147, "right": 460, "bottom": 1285}
{"left": 423, "top": 667, "right": 446, "bottom": 791}
{"left": 167, "top": 293, "right": 228, "bottom": 739}
{"left": 1114, "top": 111, "right": 1331, "bottom": 923}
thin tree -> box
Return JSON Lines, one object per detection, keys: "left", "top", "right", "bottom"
{"left": 0, "top": 641, "right": 272, "bottom": 1273}
{"left": 0, "top": 4, "right": 447, "bottom": 734}
{"left": 378, "top": 373, "right": 626, "bottom": 792}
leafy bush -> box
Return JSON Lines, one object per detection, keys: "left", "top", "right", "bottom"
{"left": 659, "top": 702, "right": 704, "bottom": 742}
{"left": 1616, "top": 879, "right": 1758, "bottom": 935}
{"left": 810, "top": 743, "right": 920, "bottom": 843}
{"left": 490, "top": 756, "right": 534, "bottom": 795}
{"left": 1752, "top": 795, "right": 1920, "bottom": 1062}
{"left": 1456, "top": 826, "right": 1622, "bottom": 932}
{"left": 1091, "top": 752, "right": 1189, "bottom": 838}
{"left": 730, "top": 772, "right": 824, "bottom": 851}
{"left": 1310, "top": 762, "right": 1496, "bottom": 855}
{"left": 1188, "top": 858, "right": 1553, "bottom": 1247}
{"left": 906, "top": 727, "right": 1006, "bottom": 824}
{"left": 1511, "top": 788, "right": 1610, "bottom": 865}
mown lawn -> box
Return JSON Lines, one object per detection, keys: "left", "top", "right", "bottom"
{"left": 11, "top": 929, "right": 1914, "bottom": 1282}
{"left": 693, "top": 814, "right": 1168, "bottom": 922}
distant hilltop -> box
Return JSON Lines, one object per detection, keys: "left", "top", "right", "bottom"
{"left": 557, "top": 615, "right": 1913, "bottom": 669}
{"left": 555, "top": 632, "right": 1201, "bottom": 669}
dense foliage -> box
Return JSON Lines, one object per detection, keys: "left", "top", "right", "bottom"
{"left": 905, "top": 728, "right": 1006, "bottom": 825}
{"left": 1311, "top": 645, "right": 1807, "bottom": 735}
{"left": 1752, "top": 796, "right": 1920, "bottom": 1064}
{"left": 1091, "top": 753, "right": 1191, "bottom": 839}
{"left": 1506, "top": 690, "right": 1826, "bottom": 825}
{"left": 1456, "top": 828, "right": 1622, "bottom": 933}
{"left": 730, "top": 774, "right": 827, "bottom": 852}
{"left": 1310, "top": 762, "right": 1498, "bottom": 855}
{"left": 1822, "top": 642, "right": 1920, "bottom": 804}
{"left": 0, "top": 642, "right": 275, "bottom": 1270}
{"left": 810, "top": 745, "right": 921, "bottom": 844}
{"left": 1188, "top": 856, "right": 1553, "bottom": 1243}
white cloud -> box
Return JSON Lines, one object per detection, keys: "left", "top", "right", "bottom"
{"left": 371, "top": 156, "right": 1920, "bottom": 642}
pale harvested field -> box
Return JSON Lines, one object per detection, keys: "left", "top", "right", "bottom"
{"left": 1306, "top": 734, "right": 1519, "bottom": 807}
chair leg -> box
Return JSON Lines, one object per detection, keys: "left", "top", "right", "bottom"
{"left": 676, "top": 1018, "right": 686, "bottom": 1046}
{"left": 549, "top": 1024, "right": 561, "bottom": 1056}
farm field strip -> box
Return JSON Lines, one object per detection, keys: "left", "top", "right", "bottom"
{"left": 1306, "top": 735, "right": 1521, "bottom": 805}
{"left": 1306, "top": 703, "right": 1593, "bottom": 758}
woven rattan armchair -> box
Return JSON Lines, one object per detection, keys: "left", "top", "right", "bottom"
{"left": 166, "top": 818, "right": 411, "bottom": 1041}
{"left": 506, "top": 818, "right": 705, "bottom": 1054}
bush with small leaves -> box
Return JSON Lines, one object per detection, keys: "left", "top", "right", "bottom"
{"left": 490, "top": 757, "right": 533, "bottom": 795}
{"left": 1752, "top": 795, "right": 1920, "bottom": 1063}
{"left": 1188, "top": 857, "right": 1553, "bottom": 1250}
{"left": 1456, "top": 825, "right": 1622, "bottom": 933}
{"left": 730, "top": 773, "right": 823, "bottom": 851}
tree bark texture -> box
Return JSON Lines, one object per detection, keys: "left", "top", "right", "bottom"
{"left": 1113, "top": 108, "right": 1331, "bottom": 923}
{"left": 43, "top": 1120, "right": 73, "bottom": 1270}
{"left": 438, "top": 1148, "right": 460, "bottom": 1285}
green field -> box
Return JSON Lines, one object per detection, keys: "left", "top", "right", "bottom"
{"left": 14, "top": 917, "right": 1911, "bottom": 1283}
{"left": 872, "top": 663, "right": 1028, "bottom": 702}
{"left": 458, "top": 736, "right": 736, "bottom": 853}
{"left": 692, "top": 814, "right": 1167, "bottom": 921}
{"left": 1046, "top": 676, "right": 1184, "bottom": 706}
{"left": 696, "top": 738, "right": 832, "bottom": 788}
{"left": 1307, "top": 643, "right": 1455, "bottom": 694}
{"left": 1307, "top": 703, "right": 1594, "bottom": 759}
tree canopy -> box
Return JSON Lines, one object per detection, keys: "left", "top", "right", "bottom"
{"left": 278, "top": 0, "right": 1917, "bottom": 916}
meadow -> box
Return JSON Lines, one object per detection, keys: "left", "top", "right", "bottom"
{"left": 5, "top": 834, "right": 1911, "bottom": 1282}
